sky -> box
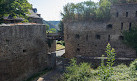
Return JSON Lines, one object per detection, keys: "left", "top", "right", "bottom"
{"left": 28, "top": 0, "right": 99, "bottom": 21}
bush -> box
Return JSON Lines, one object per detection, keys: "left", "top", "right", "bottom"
{"left": 98, "top": 43, "right": 115, "bottom": 81}
{"left": 63, "top": 59, "right": 92, "bottom": 81}
{"left": 123, "top": 27, "right": 137, "bottom": 54}
{"left": 129, "top": 59, "right": 137, "bottom": 78}
{"left": 130, "top": 59, "right": 137, "bottom": 71}
{"left": 61, "top": 43, "right": 137, "bottom": 81}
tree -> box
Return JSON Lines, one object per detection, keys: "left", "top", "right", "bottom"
{"left": 49, "top": 28, "right": 56, "bottom": 33}
{"left": 46, "top": 24, "right": 50, "bottom": 31}
{"left": 62, "top": 0, "right": 111, "bottom": 21}
{"left": 58, "top": 21, "right": 64, "bottom": 34}
{"left": 0, "top": 0, "right": 32, "bottom": 23}
{"left": 95, "top": 0, "right": 111, "bottom": 21}
{"left": 123, "top": 27, "right": 137, "bottom": 53}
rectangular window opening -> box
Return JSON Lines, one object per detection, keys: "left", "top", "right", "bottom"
{"left": 126, "top": 12, "right": 128, "bottom": 17}
{"left": 96, "top": 35, "right": 100, "bottom": 39}
{"left": 136, "top": 11, "right": 137, "bottom": 17}
{"left": 116, "top": 12, "right": 119, "bottom": 17}
{"left": 108, "top": 35, "right": 110, "bottom": 41}
{"left": 86, "top": 35, "right": 88, "bottom": 41}
{"left": 129, "top": 23, "right": 132, "bottom": 31}
{"left": 121, "top": 23, "right": 123, "bottom": 30}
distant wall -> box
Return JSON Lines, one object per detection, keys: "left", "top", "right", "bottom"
{"left": 64, "top": 4, "right": 137, "bottom": 59}
{"left": 64, "top": 21, "right": 136, "bottom": 58}
{"left": 0, "top": 24, "right": 48, "bottom": 81}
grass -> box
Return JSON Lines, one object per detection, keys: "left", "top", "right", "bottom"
{"left": 56, "top": 44, "right": 65, "bottom": 51}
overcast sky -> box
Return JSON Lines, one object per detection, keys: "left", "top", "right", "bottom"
{"left": 28, "top": 0, "right": 99, "bottom": 21}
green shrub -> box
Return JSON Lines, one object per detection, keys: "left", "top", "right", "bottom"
{"left": 61, "top": 43, "right": 137, "bottom": 81}
{"left": 123, "top": 27, "right": 137, "bottom": 53}
{"left": 98, "top": 43, "right": 116, "bottom": 81}
{"left": 129, "top": 59, "right": 137, "bottom": 78}
{"left": 63, "top": 59, "right": 92, "bottom": 81}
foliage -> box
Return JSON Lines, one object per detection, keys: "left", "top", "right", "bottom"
{"left": 62, "top": 0, "right": 111, "bottom": 21}
{"left": 95, "top": 0, "right": 111, "bottom": 21}
{"left": 48, "top": 28, "right": 56, "bottom": 33}
{"left": 63, "top": 59, "right": 92, "bottom": 81}
{"left": 129, "top": 59, "right": 137, "bottom": 78}
{"left": 62, "top": 43, "right": 137, "bottom": 81}
{"left": 110, "top": 0, "right": 137, "bottom": 4}
{"left": 46, "top": 24, "right": 50, "bottom": 31}
{"left": 58, "top": 21, "right": 64, "bottom": 34}
{"left": 0, "top": 0, "right": 32, "bottom": 23}
{"left": 62, "top": 0, "right": 137, "bottom": 21}
{"left": 46, "top": 28, "right": 57, "bottom": 33}
{"left": 123, "top": 27, "right": 137, "bottom": 53}
{"left": 98, "top": 43, "right": 115, "bottom": 81}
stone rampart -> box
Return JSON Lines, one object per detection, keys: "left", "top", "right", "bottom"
{"left": 0, "top": 24, "right": 48, "bottom": 81}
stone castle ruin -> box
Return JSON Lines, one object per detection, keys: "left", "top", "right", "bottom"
{"left": 0, "top": 23, "right": 56, "bottom": 81}
{"left": 64, "top": 3, "right": 137, "bottom": 59}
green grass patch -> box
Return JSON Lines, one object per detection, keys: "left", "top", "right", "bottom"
{"left": 56, "top": 44, "right": 65, "bottom": 51}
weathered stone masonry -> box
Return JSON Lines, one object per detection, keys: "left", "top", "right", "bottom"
{"left": 64, "top": 3, "right": 137, "bottom": 59}
{"left": 0, "top": 24, "right": 48, "bottom": 81}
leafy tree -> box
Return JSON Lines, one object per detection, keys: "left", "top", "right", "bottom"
{"left": 46, "top": 24, "right": 50, "bottom": 31}
{"left": 48, "top": 28, "right": 56, "bottom": 33}
{"left": 95, "top": 0, "right": 111, "bottom": 21}
{"left": 58, "top": 21, "right": 64, "bottom": 34}
{"left": 123, "top": 27, "right": 137, "bottom": 53}
{"left": 0, "top": 0, "right": 32, "bottom": 23}
{"left": 62, "top": 0, "right": 111, "bottom": 21}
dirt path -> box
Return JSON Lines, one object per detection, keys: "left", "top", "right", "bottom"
{"left": 56, "top": 49, "right": 65, "bottom": 57}
{"left": 36, "top": 68, "right": 62, "bottom": 81}
{"left": 34, "top": 52, "right": 69, "bottom": 81}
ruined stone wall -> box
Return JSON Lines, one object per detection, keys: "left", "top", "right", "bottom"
{"left": 64, "top": 4, "right": 137, "bottom": 59}
{"left": 47, "top": 40, "right": 56, "bottom": 53}
{"left": 0, "top": 24, "right": 48, "bottom": 81}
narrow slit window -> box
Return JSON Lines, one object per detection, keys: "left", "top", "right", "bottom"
{"left": 86, "top": 35, "right": 88, "bottom": 41}
{"left": 77, "top": 48, "right": 80, "bottom": 52}
{"left": 121, "top": 23, "right": 123, "bottom": 30}
{"left": 126, "top": 12, "right": 128, "bottom": 17}
{"left": 108, "top": 35, "right": 110, "bottom": 41}
{"left": 129, "top": 23, "right": 131, "bottom": 31}
{"left": 116, "top": 12, "right": 119, "bottom": 17}
{"left": 136, "top": 11, "right": 137, "bottom": 17}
